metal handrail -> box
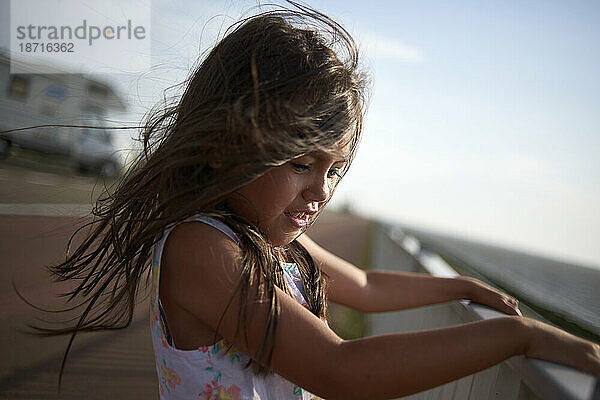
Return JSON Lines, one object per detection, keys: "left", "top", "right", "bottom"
{"left": 387, "top": 226, "right": 599, "bottom": 400}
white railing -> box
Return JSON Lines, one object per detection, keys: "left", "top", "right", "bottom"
{"left": 367, "top": 223, "right": 600, "bottom": 400}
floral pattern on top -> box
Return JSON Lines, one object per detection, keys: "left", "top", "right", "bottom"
{"left": 150, "top": 214, "right": 321, "bottom": 399}
{"left": 281, "top": 262, "right": 309, "bottom": 309}
{"left": 159, "top": 358, "right": 181, "bottom": 392}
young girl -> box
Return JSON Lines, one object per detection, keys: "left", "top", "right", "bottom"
{"left": 44, "top": 3, "right": 599, "bottom": 399}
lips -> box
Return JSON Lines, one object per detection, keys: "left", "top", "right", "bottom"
{"left": 284, "top": 211, "right": 312, "bottom": 227}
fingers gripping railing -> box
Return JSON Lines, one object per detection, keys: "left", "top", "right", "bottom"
{"left": 367, "top": 223, "right": 599, "bottom": 400}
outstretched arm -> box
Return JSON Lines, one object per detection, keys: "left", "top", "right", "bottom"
{"left": 297, "top": 234, "right": 521, "bottom": 315}
{"left": 163, "top": 222, "right": 599, "bottom": 400}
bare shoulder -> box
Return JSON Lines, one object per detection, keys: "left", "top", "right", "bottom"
{"left": 163, "top": 219, "right": 242, "bottom": 264}
{"left": 161, "top": 224, "right": 346, "bottom": 397}
{"left": 160, "top": 219, "right": 243, "bottom": 326}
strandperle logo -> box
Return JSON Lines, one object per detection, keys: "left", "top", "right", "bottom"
{"left": 15, "top": 20, "right": 146, "bottom": 46}
{"left": 10, "top": 0, "right": 151, "bottom": 74}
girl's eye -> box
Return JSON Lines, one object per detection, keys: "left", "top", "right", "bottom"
{"left": 291, "top": 163, "right": 310, "bottom": 172}
{"left": 328, "top": 168, "right": 342, "bottom": 179}
{"left": 291, "top": 162, "right": 342, "bottom": 179}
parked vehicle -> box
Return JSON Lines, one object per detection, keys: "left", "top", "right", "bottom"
{"left": 0, "top": 51, "right": 127, "bottom": 177}
{"left": 71, "top": 116, "right": 122, "bottom": 177}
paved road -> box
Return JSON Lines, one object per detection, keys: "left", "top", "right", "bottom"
{"left": 0, "top": 147, "right": 114, "bottom": 205}
{"left": 0, "top": 215, "right": 158, "bottom": 399}
{"left": 0, "top": 160, "right": 372, "bottom": 399}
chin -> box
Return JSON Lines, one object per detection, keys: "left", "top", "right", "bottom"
{"left": 270, "top": 237, "right": 295, "bottom": 247}
{"left": 268, "top": 230, "right": 303, "bottom": 247}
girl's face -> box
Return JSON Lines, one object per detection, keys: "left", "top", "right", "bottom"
{"left": 227, "top": 148, "right": 349, "bottom": 246}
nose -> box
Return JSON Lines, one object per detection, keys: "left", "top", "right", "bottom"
{"left": 303, "top": 172, "right": 331, "bottom": 204}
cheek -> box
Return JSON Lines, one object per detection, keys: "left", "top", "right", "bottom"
{"left": 264, "top": 182, "right": 299, "bottom": 214}
{"left": 263, "top": 170, "right": 302, "bottom": 202}
{"left": 231, "top": 168, "right": 305, "bottom": 219}
{"left": 234, "top": 179, "right": 283, "bottom": 216}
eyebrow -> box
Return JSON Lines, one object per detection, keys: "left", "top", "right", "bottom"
{"left": 307, "top": 150, "right": 349, "bottom": 164}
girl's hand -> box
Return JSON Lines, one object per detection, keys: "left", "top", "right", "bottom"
{"left": 457, "top": 276, "right": 522, "bottom": 316}
{"left": 523, "top": 317, "right": 600, "bottom": 376}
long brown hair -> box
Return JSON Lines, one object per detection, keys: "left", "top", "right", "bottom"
{"left": 37, "top": 1, "right": 368, "bottom": 383}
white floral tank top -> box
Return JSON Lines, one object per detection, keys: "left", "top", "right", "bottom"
{"left": 150, "top": 214, "right": 323, "bottom": 399}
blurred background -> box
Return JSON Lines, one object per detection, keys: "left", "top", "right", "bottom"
{"left": 0, "top": 0, "right": 599, "bottom": 398}
{"left": 3, "top": 0, "right": 598, "bottom": 267}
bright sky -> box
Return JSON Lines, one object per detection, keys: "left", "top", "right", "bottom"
{"left": 2, "top": 0, "right": 599, "bottom": 268}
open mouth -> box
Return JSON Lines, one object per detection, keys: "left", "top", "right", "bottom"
{"left": 284, "top": 211, "right": 310, "bottom": 227}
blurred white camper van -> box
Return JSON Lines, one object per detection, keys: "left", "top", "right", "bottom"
{"left": 0, "top": 51, "right": 127, "bottom": 177}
